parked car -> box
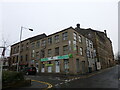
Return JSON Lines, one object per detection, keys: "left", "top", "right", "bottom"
{"left": 22, "top": 67, "right": 36, "bottom": 75}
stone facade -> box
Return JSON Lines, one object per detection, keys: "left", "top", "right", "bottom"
{"left": 10, "top": 24, "right": 114, "bottom": 74}
{"left": 75, "top": 24, "right": 114, "bottom": 69}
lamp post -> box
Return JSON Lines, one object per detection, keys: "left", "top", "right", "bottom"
{"left": 17, "top": 26, "right": 33, "bottom": 72}
{"left": 0, "top": 46, "right": 5, "bottom": 90}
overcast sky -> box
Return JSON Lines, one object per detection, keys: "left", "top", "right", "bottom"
{"left": 0, "top": 0, "right": 118, "bottom": 56}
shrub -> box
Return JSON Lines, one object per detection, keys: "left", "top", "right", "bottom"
{"left": 2, "top": 71, "right": 24, "bottom": 84}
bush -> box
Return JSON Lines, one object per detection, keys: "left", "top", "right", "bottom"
{"left": 2, "top": 71, "right": 31, "bottom": 89}
{"left": 2, "top": 71, "right": 24, "bottom": 84}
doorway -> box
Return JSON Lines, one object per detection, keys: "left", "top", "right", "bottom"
{"left": 76, "top": 59, "right": 80, "bottom": 73}
{"left": 81, "top": 61, "right": 86, "bottom": 74}
{"left": 64, "top": 59, "right": 69, "bottom": 73}
{"left": 55, "top": 60, "right": 60, "bottom": 73}
{"left": 41, "top": 62, "right": 45, "bottom": 73}
{"left": 47, "top": 61, "right": 52, "bottom": 73}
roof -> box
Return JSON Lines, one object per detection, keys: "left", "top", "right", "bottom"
{"left": 11, "top": 33, "right": 47, "bottom": 47}
{"left": 11, "top": 25, "right": 112, "bottom": 47}
{"left": 29, "top": 33, "right": 47, "bottom": 42}
{"left": 75, "top": 27, "right": 112, "bottom": 43}
{"left": 47, "top": 27, "right": 74, "bottom": 37}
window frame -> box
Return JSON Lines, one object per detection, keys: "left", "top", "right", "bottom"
{"left": 48, "top": 37, "right": 52, "bottom": 45}
{"left": 54, "top": 35, "right": 59, "bottom": 43}
{"left": 63, "top": 45, "right": 69, "bottom": 54}
{"left": 80, "top": 47, "right": 83, "bottom": 56}
{"left": 62, "top": 32, "right": 68, "bottom": 41}
{"left": 55, "top": 47, "right": 59, "bottom": 56}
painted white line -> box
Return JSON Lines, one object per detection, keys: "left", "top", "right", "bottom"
{"left": 55, "top": 84, "right": 58, "bottom": 86}
{"left": 67, "top": 80, "right": 70, "bottom": 82}
{"left": 65, "top": 82, "right": 67, "bottom": 83}
{"left": 60, "top": 82, "right": 63, "bottom": 85}
{"left": 75, "top": 78, "right": 78, "bottom": 80}
{"left": 68, "top": 79, "right": 71, "bottom": 82}
{"left": 65, "top": 80, "right": 68, "bottom": 82}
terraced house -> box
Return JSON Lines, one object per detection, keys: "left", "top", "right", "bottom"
{"left": 10, "top": 24, "right": 114, "bottom": 75}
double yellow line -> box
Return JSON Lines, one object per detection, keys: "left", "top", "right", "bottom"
{"left": 31, "top": 79, "right": 52, "bottom": 89}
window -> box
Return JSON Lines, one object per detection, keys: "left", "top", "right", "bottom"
{"left": 41, "top": 62, "right": 45, "bottom": 68}
{"left": 93, "top": 50, "right": 96, "bottom": 57}
{"left": 73, "top": 32, "right": 77, "bottom": 41}
{"left": 55, "top": 47, "right": 59, "bottom": 55}
{"left": 73, "top": 41, "right": 76, "bottom": 50}
{"left": 14, "top": 47, "right": 16, "bottom": 53}
{"left": 63, "top": 45, "right": 68, "bottom": 54}
{"left": 91, "top": 51, "right": 93, "bottom": 59}
{"left": 48, "top": 49, "right": 52, "bottom": 57}
{"left": 21, "top": 44, "right": 24, "bottom": 52}
{"left": 41, "top": 50, "right": 45, "bottom": 58}
{"left": 16, "top": 56, "right": 18, "bottom": 62}
{"left": 26, "top": 54, "right": 28, "bottom": 62}
{"left": 41, "top": 40, "right": 46, "bottom": 46}
{"left": 64, "top": 59, "right": 69, "bottom": 73}
{"left": 76, "top": 45, "right": 78, "bottom": 54}
{"left": 48, "top": 61, "right": 51, "bottom": 64}
{"left": 78, "top": 35, "right": 82, "bottom": 43}
{"left": 13, "top": 57, "right": 15, "bottom": 63}
{"left": 36, "top": 41, "right": 40, "bottom": 48}
{"left": 54, "top": 35, "right": 59, "bottom": 43}
{"left": 86, "top": 39, "right": 89, "bottom": 47}
{"left": 17, "top": 46, "right": 19, "bottom": 53}
{"left": 87, "top": 50, "right": 90, "bottom": 58}
{"left": 31, "top": 50, "right": 35, "bottom": 58}
{"left": 31, "top": 43, "right": 35, "bottom": 49}
{"left": 20, "top": 55, "right": 23, "bottom": 62}
{"left": 62, "top": 32, "right": 68, "bottom": 40}
{"left": 48, "top": 37, "right": 52, "bottom": 44}
{"left": 26, "top": 43, "right": 29, "bottom": 50}
{"left": 36, "top": 51, "right": 39, "bottom": 59}
{"left": 89, "top": 41, "right": 93, "bottom": 48}
{"left": 80, "top": 47, "right": 83, "bottom": 55}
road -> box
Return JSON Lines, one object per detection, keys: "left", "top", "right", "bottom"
{"left": 58, "top": 65, "right": 119, "bottom": 88}
{"left": 23, "top": 65, "right": 119, "bottom": 89}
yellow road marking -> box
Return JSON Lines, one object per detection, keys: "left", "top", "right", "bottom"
{"left": 31, "top": 79, "right": 53, "bottom": 89}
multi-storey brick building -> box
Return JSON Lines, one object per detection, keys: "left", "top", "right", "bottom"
{"left": 10, "top": 24, "right": 114, "bottom": 75}
{"left": 10, "top": 39, "right": 30, "bottom": 70}
{"left": 29, "top": 27, "right": 95, "bottom": 74}
{"left": 10, "top": 34, "right": 46, "bottom": 70}
{"left": 75, "top": 24, "right": 114, "bottom": 69}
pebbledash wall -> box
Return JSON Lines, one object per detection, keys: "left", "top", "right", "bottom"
{"left": 10, "top": 25, "right": 114, "bottom": 75}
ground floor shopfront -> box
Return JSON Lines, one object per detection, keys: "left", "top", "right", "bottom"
{"left": 39, "top": 54, "right": 89, "bottom": 75}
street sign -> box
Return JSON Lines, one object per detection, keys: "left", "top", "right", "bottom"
{"left": 40, "top": 54, "right": 73, "bottom": 61}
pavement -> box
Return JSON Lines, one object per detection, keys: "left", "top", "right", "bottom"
{"left": 6, "top": 65, "right": 119, "bottom": 89}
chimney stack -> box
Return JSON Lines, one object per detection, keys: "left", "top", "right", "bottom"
{"left": 104, "top": 30, "right": 107, "bottom": 36}
{"left": 76, "top": 23, "right": 80, "bottom": 28}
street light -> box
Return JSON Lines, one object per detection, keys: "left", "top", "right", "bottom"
{"left": 17, "top": 26, "right": 33, "bottom": 72}
{"left": 0, "top": 46, "right": 5, "bottom": 90}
